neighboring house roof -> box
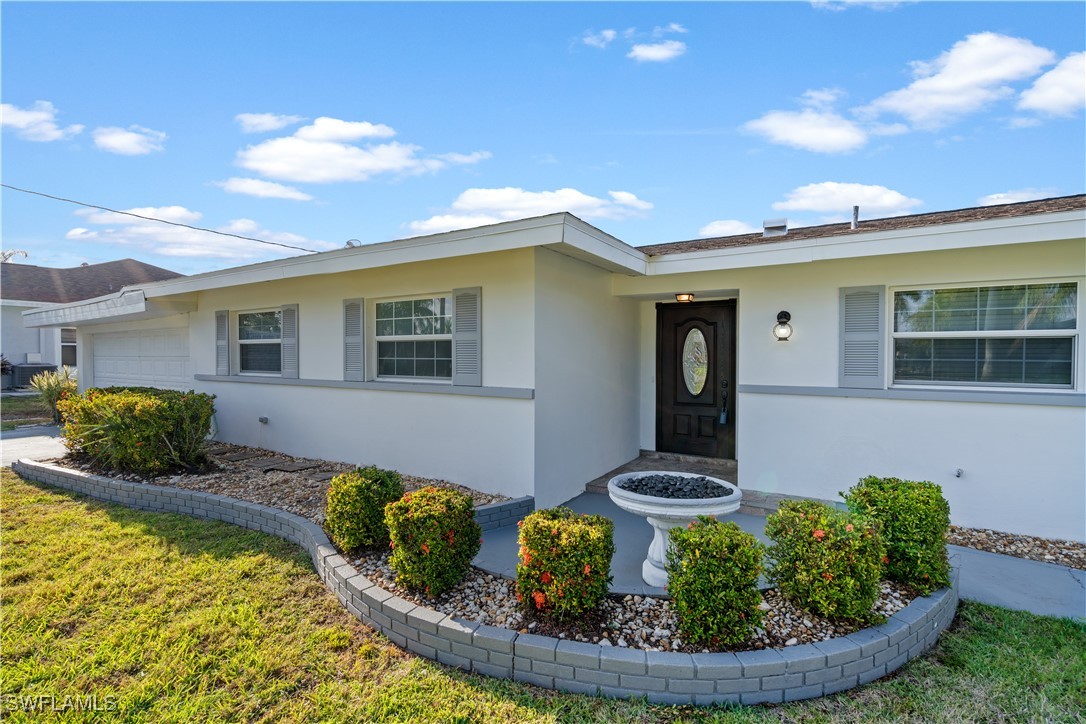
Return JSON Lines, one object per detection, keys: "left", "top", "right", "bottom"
{"left": 1, "top": 259, "right": 182, "bottom": 304}
{"left": 638, "top": 195, "right": 1086, "bottom": 257}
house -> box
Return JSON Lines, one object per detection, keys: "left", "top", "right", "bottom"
{"left": 1, "top": 259, "right": 182, "bottom": 377}
{"left": 22, "top": 196, "right": 1085, "bottom": 543}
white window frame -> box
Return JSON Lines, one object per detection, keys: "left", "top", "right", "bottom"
{"left": 889, "top": 278, "right": 1079, "bottom": 391}
{"left": 372, "top": 293, "right": 454, "bottom": 383}
{"left": 60, "top": 327, "right": 77, "bottom": 367}
{"left": 236, "top": 308, "right": 283, "bottom": 376}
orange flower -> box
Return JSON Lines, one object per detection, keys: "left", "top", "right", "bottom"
{"left": 420, "top": 543, "right": 430, "bottom": 555}
{"left": 541, "top": 571, "right": 553, "bottom": 584}
{"left": 446, "top": 530, "right": 455, "bottom": 544}
{"left": 845, "top": 523, "right": 854, "bottom": 532}
{"left": 812, "top": 529, "right": 826, "bottom": 540}
{"left": 532, "top": 590, "right": 547, "bottom": 609}
{"left": 522, "top": 551, "right": 532, "bottom": 565}
{"left": 583, "top": 564, "right": 591, "bottom": 575}
{"left": 822, "top": 572, "right": 834, "bottom": 581}
{"left": 516, "top": 592, "right": 523, "bottom": 603}
{"left": 882, "top": 555, "right": 890, "bottom": 564}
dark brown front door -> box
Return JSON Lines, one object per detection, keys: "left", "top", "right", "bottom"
{"left": 656, "top": 300, "right": 736, "bottom": 458}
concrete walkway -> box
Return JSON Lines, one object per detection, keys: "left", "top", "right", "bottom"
{"left": 1, "top": 425, "right": 65, "bottom": 467}
{"left": 476, "top": 492, "right": 1086, "bottom": 620}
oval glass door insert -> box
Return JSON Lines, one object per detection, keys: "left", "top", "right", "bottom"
{"left": 682, "top": 328, "right": 708, "bottom": 396}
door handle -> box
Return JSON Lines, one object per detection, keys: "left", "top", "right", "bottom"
{"left": 719, "top": 384, "right": 729, "bottom": 425}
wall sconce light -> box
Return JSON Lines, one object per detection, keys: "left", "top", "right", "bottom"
{"left": 675, "top": 293, "right": 695, "bottom": 303}
{"left": 773, "top": 311, "right": 793, "bottom": 341}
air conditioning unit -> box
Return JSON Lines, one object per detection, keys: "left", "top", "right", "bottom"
{"left": 13, "top": 364, "right": 57, "bottom": 387}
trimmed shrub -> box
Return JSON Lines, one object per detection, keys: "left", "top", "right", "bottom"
{"left": 29, "top": 366, "right": 77, "bottom": 423}
{"left": 385, "top": 486, "right": 481, "bottom": 596}
{"left": 666, "top": 516, "right": 765, "bottom": 646}
{"left": 325, "top": 467, "right": 404, "bottom": 552}
{"left": 515, "top": 507, "right": 614, "bottom": 620}
{"left": 766, "top": 500, "right": 885, "bottom": 622}
{"left": 843, "top": 476, "right": 951, "bottom": 595}
{"left": 57, "top": 387, "right": 215, "bottom": 476}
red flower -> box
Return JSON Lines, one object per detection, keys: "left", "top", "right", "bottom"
{"left": 583, "top": 564, "right": 591, "bottom": 575}
{"left": 541, "top": 571, "right": 553, "bottom": 584}
{"left": 516, "top": 592, "right": 523, "bottom": 603}
{"left": 882, "top": 555, "right": 890, "bottom": 565}
{"left": 421, "top": 543, "right": 430, "bottom": 554}
{"left": 389, "top": 541, "right": 396, "bottom": 549}
{"left": 532, "top": 590, "right": 547, "bottom": 609}
{"left": 812, "top": 529, "right": 826, "bottom": 540}
{"left": 822, "top": 572, "right": 834, "bottom": 581}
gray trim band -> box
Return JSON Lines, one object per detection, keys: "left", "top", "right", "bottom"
{"left": 194, "top": 374, "right": 534, "bottom": 399}
{"left": 737, "top": 384, "right": 1084, "bottom": 407}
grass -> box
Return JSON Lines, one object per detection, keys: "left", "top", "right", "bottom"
{"left": 2, "top": 469, "right": 1084, "bottom": 723}
{"left": 0, "top": 393, "right": 53, "bottom": 430}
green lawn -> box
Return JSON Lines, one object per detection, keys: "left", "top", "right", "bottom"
{"left": 0, "top": 394, "right": 53, "bottom": 430}
{"left": 2, "top": 469, "right": 1083, "bottom": 723}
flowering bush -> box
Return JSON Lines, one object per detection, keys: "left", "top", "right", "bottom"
{"left": 843, "top": 476, "right": 951, "bottom": 595}
{"left": 325, "top": 466, "right": 404, "bottom": 552}
{"left": 57, "top": 387, "right": 215, "bottom": 476}
{"left": 515, "top": 507, "right": 613, "bottom": 621}
{"left": 29, "top": 366, "right": 77, "bottom": 423}
{"left": 666, "top": 516, "right": 764, "bottom": 646}
{"left": 384, "top": 486, "right": 481, "bottom": 596}
{"left": 765, "top": 500, "right": 885, "bottom": 622}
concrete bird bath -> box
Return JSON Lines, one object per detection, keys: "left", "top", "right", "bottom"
{"left": 607, "top": 470, "right": 742, "bottom": 587}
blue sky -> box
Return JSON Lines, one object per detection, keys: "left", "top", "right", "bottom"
{"left": 3, "top": 1, "right": 1084, "bottom": 274}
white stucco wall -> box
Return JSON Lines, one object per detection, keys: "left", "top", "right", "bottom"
{"left": 3, "top": 303, "right": 60, "bottom": 366}
{"left": 532, "top": 249, "right": 641, "bottom": 507}
{"left": 182, "top": 249, "right": 538, "bottom": 500}
{"left": 623, "top": 239, "right": 1086, "bottom": 541}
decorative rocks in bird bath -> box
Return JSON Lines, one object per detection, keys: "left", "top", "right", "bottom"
{"left": 607, "top": 471, "right": 742, "bottom": 587}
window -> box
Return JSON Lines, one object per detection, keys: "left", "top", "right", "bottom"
{"left": 892, "top": 282, "right": 1077, "bottom": 388}
{"left": 238, "top": 310, "right": 282, "bottom": 374}
{"left": 375, "top": 296, "right": 453, "bottom": 379}
{"left": 60, "top": 328, "right": 77, "bottom": 366}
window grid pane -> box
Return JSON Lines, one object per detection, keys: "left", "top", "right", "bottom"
{"left": 239, "top": 311, "right": 282, "bottom": 340}
{"left": 894, "top": 337, "right": 1072, "bottom": 386}
{"left": 240, "top": 343, "right": 282, "bottom": 373}
{"left": 377, "top": 340, "right": 452, "bottom": 379}
{"left": 374, "top": 297, "right": 452, "bottom": 339}
{"left": 895, "top": 283, "right": 1077, "bottom": 333}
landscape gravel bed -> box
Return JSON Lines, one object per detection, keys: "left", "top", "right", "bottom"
{"left": 50, "top": 443, "right": 509, "bottom": 524}
{"left": 353, "top": 548, "right": 914, "bottom": 653}
{"left": 948, "top": 525, "right": 1086, "bottom": 571}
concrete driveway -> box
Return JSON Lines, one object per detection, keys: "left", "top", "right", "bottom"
{"left": 1, "top": 425, "right": 66, "bottom": 467}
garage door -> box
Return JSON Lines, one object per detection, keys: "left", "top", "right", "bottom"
{"left": 92, "top": 329, "right": 191, "bottom": 390}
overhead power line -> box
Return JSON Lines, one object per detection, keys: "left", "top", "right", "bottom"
{"left": 1, "top": 183, "right": 319, "bottom": 254}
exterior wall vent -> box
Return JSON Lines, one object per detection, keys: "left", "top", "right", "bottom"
{"left": 763, "top": 218, "right": 788, "bottom": 238}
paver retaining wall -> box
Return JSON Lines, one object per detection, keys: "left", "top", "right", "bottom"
{"left": 12, "top": 458, "right": 958, "bottom": 706}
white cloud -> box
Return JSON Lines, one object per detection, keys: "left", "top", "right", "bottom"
{"left": 215, "top": 177, "right": 314, "bottom": 201}
{"left": 408, "top": 187, "right": 653, "bottom": 234}
{"left": 66, "top": 205, "right": 333, "bottom": 261}
{"left": 235, "top": 112, "right": 306, "bottom": 133}
{"left": 293, "top": 117, "right": 396, "bottom": 142}
{"left": 698, "top": 220, "right": 758, "bottom": 237}
{"left": 652, "top": 22, "right": 687, "bottom": 37}
{"left": 235, "top": 117, "right": 487, "bottom": 184}
{"left": 627, "top": 40, "right": 687, "bottom": 63}
{"left": 0, "top": 100, "right": 84, "bottom": 141}
{"left": 93, "top": 125, "right": 167, "bottom": 155}
{"left": 801, "top": 87, "right": 846, "bottom": 109}
{"left": 583, "top": 29, "right": 617, "bottom": 49}
{"left": 744, "top": 109, "right": 868, "bottom": 153}
{"left": 858, "top": 32, "right": 1056, "bottom": 129}
{"left": 977, "top": 188, "right": 1058, "bottom": 206}
{"left": 811, "top": 0, "right": 904, "bottom": 10}
{"left": 1017, "top": 52, "right": 1086, "bottom": 117}
{"left": 773, "top": 182, "right": 922, "bottom": 216}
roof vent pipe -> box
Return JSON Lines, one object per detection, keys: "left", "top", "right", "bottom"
{"left": 851, "top": 206, "right": 859, "bottom": 230}
{"left": 763, "top": 218, "right": 788, "bottom": 238}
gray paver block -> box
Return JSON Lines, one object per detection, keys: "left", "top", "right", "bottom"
{"left": 667, "top": 678, "right": 714, "bottom": 695}
{"left": 438, "top": 617, "right": 478, "bottom": 645}
{"left": 451, "top": 641, "right": 487, "bottom": 662}
{"left": 618, "top": 674, "right": 665, "bottom": 692}
{"left": 646, "top": 650, "right": 694, "bottom": 678}
{"left": 599, "top": 647, "right": 647, "bottom": 675}
{"left": 692, "top": 652, "right": 742, "bottom": 679}
{"left": 533, "top": 660, "right": 574, "bottom": 679}
{"left": 887, "top": 650, "right": 910, "bottom": 673}
{"left": 740, "top": 689, "right": 784, "bottom": 705}
{"left": 406, "top": 605, "right": 446, "bottom": 635}
{"left": 736, "top": 648, "right": 786, "bottom": 677}
{"left": 715, "top": 677, "right": 761, "bottom": 694}
{"left": 418, "top": 631, "right": 452, "bottom": 653}
{"left": 361, "top": 586, "right": 394, "bottom": 611}
{"left": 573, "top": 668, "right": 620, "bottom": 687}
{"left": 555, "top": 640, "right": 600, "bottom": 669}
{"left": 822, "top": 675, "right": 860, "bottom": 695}
{"left": 474, "top": 661, "right": 513, "bottom": 679}
{"left": 784, "top": 683, "right": 825, "bottom": 702}
{"left": 405, "top": 639, "right": 437, "bottom": 659}
{"left": 647, "top": 691, "right": 693, "bottom": 705}
{"left": 760, "top": 672, "right": 803, "bottom": 690}
{"left": 804, "top": 665, "right": 844, "bottom": 686}
{"left": 779, "top": 645, "right": 826, "bottom": 673}
{"left": 841, "top": 656, "right": 874, "bottom": 678}
{"left": 812, "top": 637, "right": 863, "bottom": 667}
{"left": 514, "top": 633, "right": 558, "bottom": 662}
{"left": 694, "top": 692, "right": 741, "bottom": 706}
{"left": 436, "top": 650, "right": 471, "bottom": 671}
{"left": 390, "top": 620, "right": 419, "bottom": 642}
{"left": 513, "top": 670, "right": 554, "bottom": 689}
{"left": 858, "top": 663, "right": 887, "bottom": 685}
{"left": 873, "top": 645, "right": 898, "bottom": 667}
{"left": 475, "top": 625, "right": 517, "bottom": 654}
{"left": 872, "top": 616, "right": 910, "bottom": 647}
{"left": 553, "top": 678, "right": 599, "bottom": 697}
{"left": 844, "top": 628, "right": 889, "bottom": 658}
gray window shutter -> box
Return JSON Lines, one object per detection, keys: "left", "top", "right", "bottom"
{"left": 839, "top": 286, "right": 885, "bottom": 389}
{"left": 281, "top": 304, "right": 299, "bottom": 379}
{"left": 452, "top": 287, "right": 482, "bottom": 387}
{"left": 215, "top": 310, "right": 230, "bottom": 376}
{"left": 343, "top": 298, "right": 364, "bottom": 381}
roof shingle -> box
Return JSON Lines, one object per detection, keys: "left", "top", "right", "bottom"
{"left": 637, "top": 195, "right": 1086, "bottom": 257}
{"left": 1, "top": 259, "right": 183, "bottom": 304}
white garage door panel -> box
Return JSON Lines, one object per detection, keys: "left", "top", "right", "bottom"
{"left": 93, "top": 330, "right": 191, "bottom": 390}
